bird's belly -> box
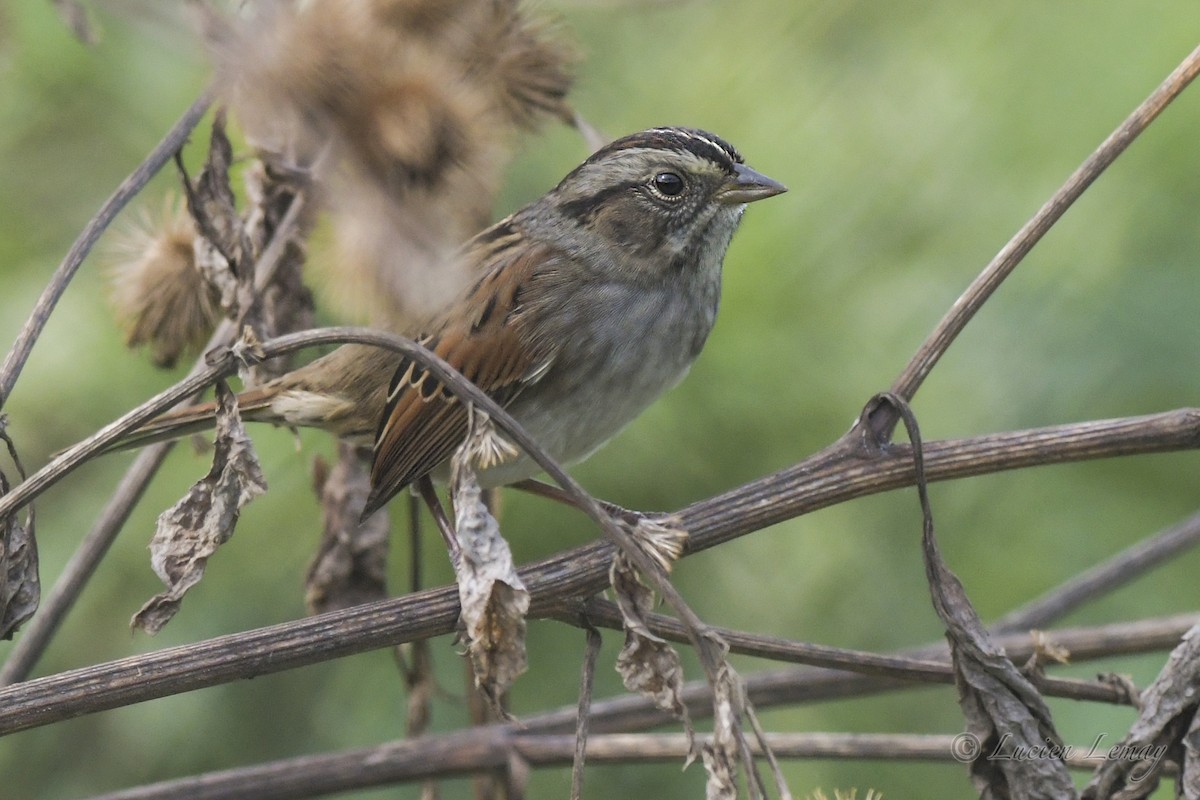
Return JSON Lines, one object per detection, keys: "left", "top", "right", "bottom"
{"left": 477, "top": 287, "right": 714, "bottom": 488}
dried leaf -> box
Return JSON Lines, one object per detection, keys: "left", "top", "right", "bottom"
{"left": 450, "top": 422, "right": 529, "bottom": 710}
{"left": 1083, "top": 623, "right": 1200, "bottom": 799}
{"left": 610, "top": 552, "right": 692, "bottom": 735}
{"left": 0, "top": 498, "right": 38, "bottom": 640}
{"left": 177, "top": 114, "right": 246, "bottom": 326}
{"left": 181, "top": 112, "right": 248, "bottom": 275}
{"left": 923, "top": 521, "right": 1075, "bottom": 797}
{"left": 1184, "top": 709, "right": 1200, "bottom": 799}
{"left": 0, "top": 419, "right": 38, "bottom": 640}
{"left": 702, "top": 663, "right": 739, "bottom": 800}
{"left": 132, "top": 383, "right": 267, "bottom": 633}
{"left": 238, "top": 159, "right": 315, "bottom": 382}
{"left": 883, "top": 389, "right": 1075, "bottom": 798}
{"left": 306, "top": 443, "right": 389, "bottom": 613}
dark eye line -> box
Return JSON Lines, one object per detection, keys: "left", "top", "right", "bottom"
{"left": 558, "top": 180, "right": 641, "bottom": 221}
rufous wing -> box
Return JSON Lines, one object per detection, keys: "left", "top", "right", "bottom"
{"left": 363, "top": 240, "right": 557, "bottom": 516}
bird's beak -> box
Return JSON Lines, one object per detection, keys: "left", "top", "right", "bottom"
{"left": 716, "top": 163, "right": 788, "bottom": 204}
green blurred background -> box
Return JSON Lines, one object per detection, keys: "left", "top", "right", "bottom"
{"left": 2, "top": 1, "right": 1199, "bottom": 797}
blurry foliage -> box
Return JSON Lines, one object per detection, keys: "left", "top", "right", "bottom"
{"left": 1, "top": 1, "right": 1199, "bottom": 798}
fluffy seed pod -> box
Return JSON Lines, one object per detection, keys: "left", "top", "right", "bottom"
{"left": 466, "top": 6, "right": 576, "bottom": 130}
{"left": 108, "top": 198, "right": 221, "bottom": 368}
{"left": 200, "top": 0, "right": 577, "bottom": 327}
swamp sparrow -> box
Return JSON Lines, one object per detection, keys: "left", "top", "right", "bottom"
{"left": 128, "top": 127, "right": 786, "bottom": 515}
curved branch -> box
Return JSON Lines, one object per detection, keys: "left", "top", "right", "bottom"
{"left": 0, "top": 324, "right": 744, "bottom": 696}
{"left": 0, "top": 88, "right": 215, "bottom": 408}
{"left": 0, "top": 327, "right": 549, "bottom": 519}
{"left": 84, "top": 731, "right": 1128, "bottom": 800}
{"left": 866, "top": 42, "right": 1200, "bottom": 439}
{"left": 685, "top": 408, "right": 1200, "bottom": 554}
{"left": 73, "top": 614, "right": 1198, "bottom": 800}
{"left": 0, "top": 405, "right": 1196, "bottom": 736}
{"left": 1, "top": 171, "right": 316, "bottom": 687}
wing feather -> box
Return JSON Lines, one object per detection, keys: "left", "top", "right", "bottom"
{"left": 364, "top": 236, "right": 557, "bottom": 514}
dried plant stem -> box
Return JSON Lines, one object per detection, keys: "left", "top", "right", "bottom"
{"left": 993, "top": 508, "right": 1200, "bottom": 633}
{"left": 75, "top": 730, "right": 1161, "bottom": 800}
{"left": 570, "top": 624, "right": 603, "bottom": 800}
{"left": 0, "top": 177, "right": 311, "bottom": 685}
{"left": 0, "top": 543, "right": 1190, "bottom": 740}
{"left": 81, "top": 733, "right": 962, "bottom": 800}
{"left": 866, "top": 41, "right": 1200, "bottom": 439}
{"left": 0, "top": 88, "right": 214, "bottom": 408}
{"left": 565, "top": 598, "right": 1135, "bottom": 705}
{"left": 0, "top": 323, "right": 793, "bottom": 752}
{"left": 684, "top": 407, "right": 1200, "bottom": 556}
{"left": 0, "top": 444, "right": 172, "bottom": 685}
{"left": 0, "top": 364, "right": 1194, "bottom": 722}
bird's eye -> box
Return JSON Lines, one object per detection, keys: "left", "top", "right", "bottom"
{"left": 651, "top": 171, "right": 685, "bottom": 198}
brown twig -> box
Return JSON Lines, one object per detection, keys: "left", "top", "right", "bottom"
{"left": 681, "top": 408, "right": 1200, "bottom": 556}
{"left": 993, "top": 508, "right": 1200, "bottom": 634}
{"left": 0, "top": 327, "right": 555, "bottom": 519}
{"left": 0, "top": 88, "right": 214, "bottom": 408}
{"left": 565, "top": 597, "right": 951, "bottom": 683}
{"left": 0, "top": 444, "right": 172, "bottom": 685}
{"left": 865, "top": 41, "right": 1200, "bottom": 440}
{"left": 75, "top": 730, "right": 1162, "bottom": 800}
{"left": 0, "top": 538, "right": 1190, "bottom": 742}
{"left": 1, "top": 169, "right": 313, "bottom": 685}
{"left": 564, "top": 598, "right": 1135, "bottom": 706}
{"left": 570, "top": 623, "right": 603, "bottom": 800}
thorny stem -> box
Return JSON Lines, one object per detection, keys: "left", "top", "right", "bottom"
{"left": 866, "top": 42, "right": 1200, "bottom": 440}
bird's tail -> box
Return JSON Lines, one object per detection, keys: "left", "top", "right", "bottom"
{"left": 107, "top": 386, "right": 280, "bottom": 453}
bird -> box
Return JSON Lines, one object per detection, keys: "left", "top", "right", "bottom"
{"left": 122, "top": 127, "right": 786, "bottom": 518}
